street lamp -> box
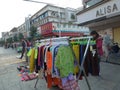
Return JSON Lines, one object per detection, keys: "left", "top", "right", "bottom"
{"left": 23, "top": 0, "right": 61, "bottom": 37}
{"left": 24, "top": 0, "right": 53, "bottom": 5}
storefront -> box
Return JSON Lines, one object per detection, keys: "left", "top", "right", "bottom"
{"left": 38, "top": 22, "right": 85, "bottom": 37}
{"left": 77, "top": 0, "right": 120, "bottom": 44}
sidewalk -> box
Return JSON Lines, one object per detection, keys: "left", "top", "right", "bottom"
{"left": 101, "top": 52, "right": 120, "bottom": 65}
{"left": 0, "top": 61, "right": 120, "bottom": 90}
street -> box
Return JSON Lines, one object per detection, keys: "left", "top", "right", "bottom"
{"left": 0, "top": 47, "right": 120, "bottom": 90}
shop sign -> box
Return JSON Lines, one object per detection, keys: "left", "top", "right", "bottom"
{"left": 96, "top": 3, "right": 118, "bottom": 17}
{"left": 41, "top": 22, "right": 53, "bottom": 35}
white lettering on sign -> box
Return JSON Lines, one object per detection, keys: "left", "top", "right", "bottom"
{"left": 96, "top": 3, "right": 118, "bottom": 17}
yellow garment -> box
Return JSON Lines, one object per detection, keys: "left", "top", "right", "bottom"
{"left": 27, "top": 48, "right": 38, "bottom": 59}
{"left": 72, "top": 45, "right": 80, "bottom": 74}
{"left": 29, "top": 48, "right": 35, "bottom": 72}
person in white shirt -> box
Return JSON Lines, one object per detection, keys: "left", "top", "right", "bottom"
{"left": 103, "top": 32, "right": 112, "bottom": 59}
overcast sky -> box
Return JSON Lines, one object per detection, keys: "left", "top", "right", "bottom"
{"left": 0, "top": 0, "right": 82, "bottom": 37}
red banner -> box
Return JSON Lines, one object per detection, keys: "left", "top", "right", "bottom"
{"left": 41, "top": 22, "right": 53, "bottom": 35}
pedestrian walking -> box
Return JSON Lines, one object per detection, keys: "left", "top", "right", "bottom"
{"left": 19, "top": 38, "right": 27, "bottom": 59}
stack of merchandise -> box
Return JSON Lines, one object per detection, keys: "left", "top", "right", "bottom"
{"left": 17, "top": 66, "right": 38, "bottom": 81}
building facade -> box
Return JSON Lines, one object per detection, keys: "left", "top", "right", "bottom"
{"left": 77, "top": 0, "right": 120, "bottom": 44}
{"left": 9, "top": 27, "right": 18, "bottom": 39}
{"left": 1, "top": 32, "right": 9, "bottom": 42}
{"left": 17, "top": 23, "right": 26, "bottom": 38}
{"left": 30, "top": 5, "right": 89, "bottom": 37}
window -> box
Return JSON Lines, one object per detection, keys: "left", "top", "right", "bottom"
{"left": 73, "top": 25, "right": 75, "bottom": 28}
{"left": 85, "top": 0, "right": 103, "bottom": 8}
{"left": 57, "top": 23, "right": 61, "bottom": 28}
{"left": 68, "top": 24, "right": 71, "bottom": 28}
{"left": 44, "top": 12, "right": 48, "bottom": 17}
{"left": 63, "top": 24, "right": 66, "bottom": 28}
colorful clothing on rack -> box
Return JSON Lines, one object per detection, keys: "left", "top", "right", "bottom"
{"left": 61, "top": 74, "right": 80, "bottom": 90}
{"left": 47, "top": 73, "right": 60, "bottom": 88}
{"left": 55, "top": 45, "right": 74, "bottom": 78}
{"left": 46, "top": 50, "right": 52, "bottom": 74}
{"left": 28, "top": 48, "right": 35, "bottom": 72}
{"left": 72, "top": 45, "right": 79, "bottom": 74}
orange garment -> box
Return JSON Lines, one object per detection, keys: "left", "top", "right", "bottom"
{"left": 47, "top": 74, "right": 60, "bottom": 88}
{"left": 46, "top": 49, "right": 61, "bottom": 88}
{"left": 46, "top": 51, "right": 52, "bottom": 71}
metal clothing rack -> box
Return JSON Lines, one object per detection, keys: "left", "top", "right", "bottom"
{"left": 40, "top": 36, "right": 69, "bottom": 42}
{"left": 34, "top": 37, "right": 70, "bottom": 88}
{"left": 69, "top": 36, "right": 93, "bottom": 90}
{"left": 34, "top": 36, "right": 92, "bottom": 90}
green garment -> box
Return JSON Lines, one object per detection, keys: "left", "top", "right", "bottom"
{"left": 34, "top": 48, "right": 38, "bottom": 59}
{"left": 55, "top": 45, "right": 74, "bottom": 78}
{"left": 27, "top": 48, "right": 38, "bottom": 59}
{"left": 27, "top": 49, "right": 32, "bottom": 57}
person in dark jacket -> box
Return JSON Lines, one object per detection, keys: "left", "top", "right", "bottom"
{"left": 19, "top": 38, "right": 27, "bottom": 59}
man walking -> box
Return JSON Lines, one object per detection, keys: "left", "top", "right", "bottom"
{"left": 19, "top": 38, "right": 27, "bottom": 59}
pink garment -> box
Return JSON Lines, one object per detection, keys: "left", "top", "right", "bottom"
{"left": 96, "top": 37, "right": 103, "bottom": 56}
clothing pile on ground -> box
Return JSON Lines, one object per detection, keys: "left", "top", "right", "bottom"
{"left": 17, "top": 66, "right": 38, "bottom": 81}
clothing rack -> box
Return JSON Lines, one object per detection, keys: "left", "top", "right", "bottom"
{"left": 34, "top": 36, "right": 92, "bottom": 90}
{"left": 69, "top": 36, "right": 93, "bottom": 90}
{"left": 40, "top": 36, "right": 69, "bottom": 42}
{"left": 34, "top": 37, "right": 70, "bottom": 88}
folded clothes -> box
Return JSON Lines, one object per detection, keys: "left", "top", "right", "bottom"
{"left": 21, "top": 73, "right": 37, "bottom": 81}
{"left": 17, "top": 66, "right": 29, "bottom": 73}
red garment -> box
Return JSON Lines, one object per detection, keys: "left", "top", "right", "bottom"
{"left": 96, "top": 37, "right": 103, "bottom": 56}
{"left": 47, "top": 74, "right": 60, "bottom": 88}
{"left": 38, "top": 46, "right": 44, "bottom": 66}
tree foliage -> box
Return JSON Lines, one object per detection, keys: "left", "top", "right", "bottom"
{"left": 13, "top": 34, "right": 18, "bottom": 42}
{"left": 71, "top": 13, "right": 76, "bottom": 20}
{"left": 29, "top": 26, "right": 37, "bottom": 40}
{"left": 18, "top": 33, "right": 24, "bottom": 41}
{"left": 0, "top": 40, "right": 5, "bottom": 46}
{"left": 6, "top": 37, "right": 13, "bottom": 43}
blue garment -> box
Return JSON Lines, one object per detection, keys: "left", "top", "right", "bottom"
{"left": 61, "top": 73, "right": 74, "bottom": 86}
{"left": 51, "top": 45, "right": 60, "bottom": 77}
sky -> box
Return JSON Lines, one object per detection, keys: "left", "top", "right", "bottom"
{"left": 0, "top": 0, "right": 83, "bottom": 38}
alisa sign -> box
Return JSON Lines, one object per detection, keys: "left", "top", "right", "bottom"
{"left": 96, "top": 3, "right": 119, "bottom": 17}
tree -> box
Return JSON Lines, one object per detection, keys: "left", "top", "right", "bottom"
{"left": 18, "top": 33, "right": 24, "bottom": 41}
{"left": 29, "top": 26, "right": 37, "bottom": 40}
{"left": 0, "top": 40, "right": 5, "bottom": 46}
{"left": 71, "top": 13, "right": 76, "bottom": 20}
{"left": 6, "top": 37, "right": 13, "bottom": 43}
{"left": 13, "top": 34, "right": 18, "bottom": 42}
